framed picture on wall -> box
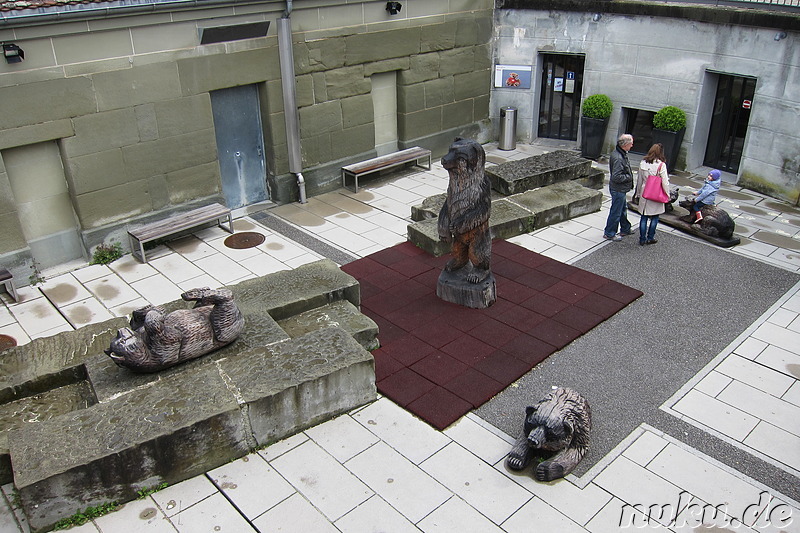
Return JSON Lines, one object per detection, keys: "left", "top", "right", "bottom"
{"left": 494, "top": 65, "right": 532, "bottom": 89}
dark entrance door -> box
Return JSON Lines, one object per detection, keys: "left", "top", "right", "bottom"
{"left": 538, "top": 54, "right": 585, "bottom": 140}
{"left": 211, "top": 84, "right": 268, "bottom": 209}
{"left": 704, "top": 74, "right": 756, "bottom": 173}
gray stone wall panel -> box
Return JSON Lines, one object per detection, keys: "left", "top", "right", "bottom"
{"left": 0, "top": 120, "right": 74, "bottom": 151}
{"left": 439, "top": 47, "right": 476, "bottom": 77}
{"left": 363, "top": 58, "right": 411, "bottom": 77}
{"left": 65, "top": 149, "right": 127, "bottom": 195}
{"left": 166, "top": 162, "right": 222, "bottom": 204}
{"left": 176, "top": 48, "right": 278, "bottom": 96}
{"left": 424, "top": 77, "right": 456, "bottom": 109}
{"left": 299, "top": 101, "right": 343, "bottom": 137}
{"left": 325, "top": 66, "right": 371, "bottom": 100}
{"left": 400, "top": 54, "right": 441, "bottom": 85}
{"left": 0, "top": 77, "right": 95, "bottom": 130}
{"left": 73, "top": 180, "right": 152, "bottom": 228}
{"left": 398, "top": 84, "right": 426, "bottom": 114}
{"left": 420, "top": 21, "right": 458, "bottom": 52}
{"left": 344, "top": 27, "right": 422, "bottom": 65}
{"left": 341, "top": 94, "right": 374, "bottom": 129}
{"left": 62, "top": 108, "right": 140, "bottom": 158}
{"left": 122, "top": 129, "right": 218, "bottom": 182}
{"left": 93, "top": 63, "right": 182, "bottom": 111}
{"left": 331, "top": 124, "right": 375, "bottom": 159}
{"left": 153, "top": 95, "right": 213, "bottom": 138}
{"left": 0, "top": 212, "right": 28, "bottom": 253}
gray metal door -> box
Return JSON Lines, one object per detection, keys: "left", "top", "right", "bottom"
{"left": 211, "top": 84, "right": 268, "bottom": 208}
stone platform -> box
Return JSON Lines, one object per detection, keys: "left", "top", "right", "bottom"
{"left": 409, "top": 181, "right": 602, "bottom": 256}
{"left": 486, "top": 150, "right": 603, "bottom": 195}
{"left": 0, "top": 259, "right": 377, "bottom": 532}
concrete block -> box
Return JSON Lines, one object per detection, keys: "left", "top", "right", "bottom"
{"left": 0, "top": 120, "right": 74, "bottom": 151}
{"left": 420, "top": 21, "right": 458, "bottom": 52}
{"left": 0, "top": 212, "right": 27, "bottom": 252}
{"left": 486, "top": 150, "right": 592, "bottom": 195}
{"left": 509, "top": 181, "right": 603, "bottom": 230}
{"left": 439, "top": 47, "right": 476, "bottom": 77}
{"left": 299, "top": 101, "right": 343, "bottom": 137}
{"left": 325, "top": 66, "right": 371, "bottom": 100}
{"left": 166, "top": 162, "right": 222, "bottom": 204}
{"left": 73, "top": 179, "right": 152, "bottom": 229}
{"left": 344, "top": 27, "right": 421, "bottom": 66}
{"left": 153, "top": 94, "right": 214, "bottom": 138}
{"left": 341, "top": 94, "right": 374, "bottom": 129}
{"left": 302, "top": 38, "right": 346, "bottom": 73}
{"left": 331, "top": 124, "right": 375, "bottom": 159}
{"left": 400, "top": 53, "right": 440, "bottom": 85}
{"left": 122, "top": 129, "right": 218, "bottom": 181}
{"left": 278, "top": 300, "right": 379, "bottom": 351}
{"left": 453, "top": 70, "right": 491, "bottom": 101}
{"left": 64, "top": 149, "right": 126, "bottom": 196}
{"left": 0, "top": 77, "right": 96, "bottom": 130}
{"left": 407, "top": 218, "right": 450, "bottom": 257}
{"left": 411, "top": 193, "right": 446, "bottom": 221}
{"left": 62, "top": 108, "right": 140, "bottom": 158}
{"left": 424, "top": 77, "right": 456, "bottom": 109}
{"left": 93, "top": 62, "right": 182, "bottom": 111}
{"left": 399, "top": 108, "right": 443, "bottom": 140}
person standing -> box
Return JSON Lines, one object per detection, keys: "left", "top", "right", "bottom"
{"left": 604, "top": 134, "right": 635, "bottom": 242}
{"left": 634, "top": 143, "right": 670, "bottom": 245}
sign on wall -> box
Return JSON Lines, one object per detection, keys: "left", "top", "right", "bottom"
{"left": 494, "top": 65, "right": 532, "bottom": 89}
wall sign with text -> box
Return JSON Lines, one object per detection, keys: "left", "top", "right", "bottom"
{"left": 494, "top": 65, "right": 532, "bottom": 89}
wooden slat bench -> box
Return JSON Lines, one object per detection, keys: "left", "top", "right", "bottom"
{"left": 128, "top": 203, "right": 233, "bottom": 263}
{"left": 0, "top": 267, "right": 17, "bottom": 302}
{"left": 342, "top": 146, "right": 432, "bottom": 193}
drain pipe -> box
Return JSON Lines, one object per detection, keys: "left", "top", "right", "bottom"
{"left": 277, "top": 12, "right": 307, "bottom": 204}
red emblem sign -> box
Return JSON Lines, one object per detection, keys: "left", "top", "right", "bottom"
{"left": 742, "top": 100, "right": 752, "bottom": 109}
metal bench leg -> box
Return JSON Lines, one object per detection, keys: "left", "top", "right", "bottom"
{"left": 2, "top": 279, "right": 17, "bottom": 302}
{"left": 223, "top": 213, "right": 234, "bottom": 234}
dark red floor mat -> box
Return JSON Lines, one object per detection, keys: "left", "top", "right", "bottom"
{"left": 341, "top": 240, "right": 642, "bottom": 430}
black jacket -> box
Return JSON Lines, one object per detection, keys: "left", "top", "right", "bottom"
{"left": 609, "top": 145, "right": 633, "bottom": 193}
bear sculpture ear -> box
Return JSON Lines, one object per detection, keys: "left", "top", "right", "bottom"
{"left": 525, "top": 405, "right": 537, "bottom": 416}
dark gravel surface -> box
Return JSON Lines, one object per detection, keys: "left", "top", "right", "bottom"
{"left": 475, "top": 230, "right": 800, "bottom": 499}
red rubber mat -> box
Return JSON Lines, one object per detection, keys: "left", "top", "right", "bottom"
{"left": 341, "top": 240, "right": 642, "bottom": 430}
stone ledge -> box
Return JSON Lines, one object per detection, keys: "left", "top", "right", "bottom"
{"left": 486, "top": 150, "right": 591, "bottom": 195}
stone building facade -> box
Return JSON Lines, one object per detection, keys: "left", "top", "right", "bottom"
{"left": 0, "top": 0, "right": 493, "bottom": 275}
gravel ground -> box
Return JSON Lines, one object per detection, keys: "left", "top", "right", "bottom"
{"left": 475, "top": 230, "right": 800, "bottom": 498}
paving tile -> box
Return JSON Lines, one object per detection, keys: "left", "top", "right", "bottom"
{"left": 148, "top": 254, "right": 205, "bottom": 284}
{"left": 60, "top": 297, "right": 115, "bottom": 328}
{"left": 0, "top": 305, "right": 17, "bottom": 328}
{"left": 257, "top": 432, "right": 308, "bottom": 462}
{"left": 83, "top": 274, "right": 142, "bottom": 308}
{"left": 30, "top": 322, "right": 73, "bottom": 340}
{"left": 109, "top": 297, "right": 150, "bottom": 318}
{"left": 717, "top": 380, "right": 800, "bottom": 437}
{"left": 150, "top": 475, "right": 218, "bottom": 517}
{"left": 716, "top": 354, "right": 795, "bottom": 397}
{"left": 38, "top": 273, "right": 92, "bottom": 307}
{"left": 671, "top": 389, "right": 759, "bottom": 441}
{"left": 501, "top": 497, "right": 587, "bottom": 533}
{"left": 304, "top": 414, "right": 380, "bottom": 463}
{"left": 175, "top": 274, "right": 224, "bottom": 292}
{"left": 93, "top": 496, "right": 174, "bottom": 532}
{"left": 192, "top": 254, "right": 251, "bottom": 285}
{"left": 755, "top": 344, "right": 800, "bottom": 380}
{"left": 285, "top": 252, "right": 323, "bottom": 268}
{"left": 647, "top": 443, "right": 773, "bottom": 521}
{"left": 768, "top": 307, "right": 798, "bottom": 328}
{"left": 743, "top": 421, "right": 800, "bottom": 471}
{"left": 621, "top": 430, "right": 669, "bottom": 467}
{"left": 251, "top": 493, "right": 337, "bottom": 533}
{"left": 70, "top": 263, "right": 112, "bottom": 283}
{"left": 166, "top": 235, "right": 219, "bottom": 262}
{"left": 0, "top": 322, "right": 31, "bottom": 346}
{"left": 417, "top": 495, "right": 505, "bottom": 533}
{"left": 420, "top": 442, "right": 532, "bottom": 524}
{"left": 334, "top": 495, "right": 420, "bottom": 533}
{"left": 345, "top": 441, "right": 451, "bottom": 523}
{"left": 593, "top": 456, "right": 686, "bottom": 527}
{"left": 170, "top": 491, "right": 256, "bottom": 532}
{"left": 208, "top": 453, "right": 295, "bottom": 520}
{"left": 351, "top": 398, "right": 450, "bottom": 464}
{"left": 130, "top": 273, "right": 184, "bottom": 306}
{"left": 317, "top": 227, "right": 377, "bottom": 254}
{"left": 694, "top": 370, "right": 733, "bottom": 397}
{"left": 108, "top": 255, "right": 159, "bottom": 284}
{"left": 9, "top": 297, "right": 70, "bottom": 337}
{"left": 784, "top": 381, "right": 800, "bottom": 408}
{"left": 586, "top": 496, "right": 671, "bottom": 532}
{"left": 752, "top": 322, "right": 800, "bottom": 356}
{"left": 443, "top": 416, "right": 510, "bottom": 467}
{"left": 270, "top": 440, "right": 372, "bottom": 521}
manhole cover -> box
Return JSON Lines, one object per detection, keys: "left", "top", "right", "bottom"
{"left": 0, "top": 334, "right": 17, "bottom": 351}
{"left": 224, "top": 232, "right": 266, "bottom": 249}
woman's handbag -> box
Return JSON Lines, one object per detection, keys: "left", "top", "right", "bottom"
{"left": 641, "top": 163, "right": 669, "bottom": 203}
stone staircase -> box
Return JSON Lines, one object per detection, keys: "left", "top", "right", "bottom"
{"left": 0, "top": 259, "right": 377, "bottom": 532}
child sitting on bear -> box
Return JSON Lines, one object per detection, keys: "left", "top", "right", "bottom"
{"left": 691, "top": 169, "right": 721, "bottom": 223}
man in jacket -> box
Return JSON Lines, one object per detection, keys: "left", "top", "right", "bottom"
{"left": 604, "top": 134, "right": 635, "bottom": 241}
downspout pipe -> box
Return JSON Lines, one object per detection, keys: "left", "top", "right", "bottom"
{"left": 277, "top": 14, "right": 307, "bottom": 203}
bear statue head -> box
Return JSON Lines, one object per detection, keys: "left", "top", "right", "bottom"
{"left": 524, "top": 404, "right": 574, "bottom": 453}
{"left": 105, "top": 327, "right": 154, "bottom": 371}
{"left": 441, "top": 137, "right": 485, "bottom": 174}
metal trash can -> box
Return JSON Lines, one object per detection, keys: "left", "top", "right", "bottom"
{"left": 498, "top": 106, "right": 517, "bottom": 150}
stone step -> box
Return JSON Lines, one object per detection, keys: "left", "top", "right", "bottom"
{"left": 486, "top": 150, "right": 592, "bottom": 195}
{"left": 278, "top": 300, "right": 379, "bottom": 351}
{"left": 408, "top": 181, "right": 602, "bottom": 256}
{"left": 10, "top": 326, "right": 376, "bottom": 533}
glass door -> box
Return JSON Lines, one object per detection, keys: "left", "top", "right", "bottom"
{"left": 704, "top": 74, "right": 756, "bottom": 173}
{"left": 538, "top": 54, "right": 585, "bottom": 140}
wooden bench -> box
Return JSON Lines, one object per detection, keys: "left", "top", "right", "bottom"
{"left": 0, "top": 267, "right": 17, "bottom": 302}
{"left": 128, "top": 203, "right": 233, "bottom": 263}
{"left": 342, "top": 146, "right": 432, "bottom": 193}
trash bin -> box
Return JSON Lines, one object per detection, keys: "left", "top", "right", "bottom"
{"left": 498, "top": 106, "right": 517, "bottom": 151}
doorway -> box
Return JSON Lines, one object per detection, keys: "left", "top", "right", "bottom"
{"left": 623, "top": 108, "right": 656, "bottom": 155}
{"left": 210, "top": 84, "right": 269, "bottom": 209}
{"left": 538, "top": 54, "right": 585, "bottom": 140}
{"left": 372, "top": 71, "right": 398, "bottom": 157}
{"left": 703, "top": 74, "right": 756, "bottom": 174}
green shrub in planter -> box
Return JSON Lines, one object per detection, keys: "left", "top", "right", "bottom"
{"left": 581, "top": 94, "right": 613, "bottom": 119}
{"left": 653, "top": 106, "right": 686, "bottom": 132}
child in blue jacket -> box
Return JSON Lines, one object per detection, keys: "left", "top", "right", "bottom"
{"left": 692, "top": 169, "right": 721, "bottom": 223}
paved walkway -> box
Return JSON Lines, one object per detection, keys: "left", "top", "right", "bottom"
{"left": 1, "top": 142, "right": 799, "bottom": 532}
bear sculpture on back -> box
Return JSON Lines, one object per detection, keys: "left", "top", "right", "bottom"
{"left": 678, "top": 197, "right": 736, "bottom": 240}
{"left": 105, "top": 287, "right": 244, "bottom": 373}
{"left": 506, "top": 387, "right": 591, "bottom": 482}
{"left": 436, "top": 138, "right": 496, "bottom": 308}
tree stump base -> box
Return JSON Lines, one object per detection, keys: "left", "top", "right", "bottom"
{"left": 437, "top": 268, "right": 496, "bottom": 308}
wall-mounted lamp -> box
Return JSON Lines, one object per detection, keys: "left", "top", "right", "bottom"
{"left": 386, "top": 1, "right": 402, "bottom": 15}
{"left": 774, "top": 31, "right": 787, "bottom": 41}
{"left": 2, "top": 43, "right": 24, "bottom": 64}
{"left": 592, "top": 13, "right": 602, "bottom": 22}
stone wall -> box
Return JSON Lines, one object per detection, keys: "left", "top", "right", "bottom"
{"left": 491, "top": 1, "right": 800, "bottom": 203}
{"left": 0, "top": 0, "right": 493, "bottom": 280}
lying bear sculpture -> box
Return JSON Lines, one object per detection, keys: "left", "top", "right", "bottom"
{"left": 678, "top": 197, "right": 736, "bottom": 240}
{"left": 506, "top": 387, "right": 591, "bottom": 482}
{"left": 105, "top": 287, "right": 244, "bottom": 373}
{"left": 438, "top": 137, "right": 492, "bottom": 284}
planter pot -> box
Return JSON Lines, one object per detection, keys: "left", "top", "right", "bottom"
{"left": 580, "top": 117, "right": 609, "bottom": 160}
{"left": 652, "top": 127, "right": 685, "bottom": 172}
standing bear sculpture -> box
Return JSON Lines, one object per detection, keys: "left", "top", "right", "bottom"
{"left": 506, "top": 387, "right": 591, "bottom": 482}
{"left": 105, "top": 287, "right": 244, "bottom": 373}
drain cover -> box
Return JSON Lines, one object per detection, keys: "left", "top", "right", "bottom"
{"left": 0, "top": 334, "right": 17, "bottom": 351}
{"left": 224, "top": 232, "right": 266, "bottom": 249}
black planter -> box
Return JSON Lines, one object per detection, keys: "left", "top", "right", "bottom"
{"left": 580, "top": 117, "right": 609, "bottom": 160}
{"left": 652, "top": 127, "right": 685, "bottom": 172}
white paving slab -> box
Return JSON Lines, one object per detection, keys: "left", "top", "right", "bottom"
{"left": 717, "top": 380, "right": 800, "bottom": 437}
{"left": 743, "top": 422, "right": 800, "bottom": 472}
{"left": 93, "top": 497, "right": 174, "bottom": 532}
{"left": 208, "top": 453, "right": 295, "bottom": 520}
{"left": 304, "top": 414, "right": 380, "bottom": 463}
{"left": 443, "top": 416, "right": 510, "bottom": 466}
{"left": 416, "top": 496, "right": 505, "bottom": 533}
{"left": 150, "top": 475, "right": 217, "bottom": 518}
{"left": 672, "top": 389, "right": 759, "bottom": 441}
{"left": 251, "top": 493, "right": 338, "bottom": 533}
{"left": 334, "top": 495, "right": 421, "bottom": 533}
{"left": 501, "top": 497, "right": 587, "bottom": 533}
{"left": 716, "top": 354, "right": 795, "bottom": 397}
{"left": 83, "top": 274, "right": 142, "bottom": 308}
{"left": 170, "top": 492, "right": 256, "bottom": 532}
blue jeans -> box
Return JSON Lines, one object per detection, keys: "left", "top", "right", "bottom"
{"left": 692, "top": 201, "right": 708, "bottom": 213}
{"left": 604, "top": 190, "right": 631, "bottom": 238}
{"left": 639, "top": 215, "right": 659, "bottom": 243}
